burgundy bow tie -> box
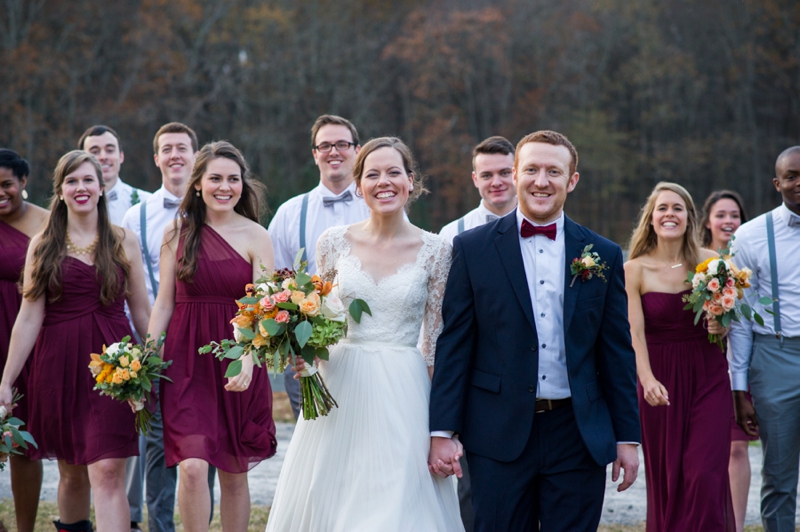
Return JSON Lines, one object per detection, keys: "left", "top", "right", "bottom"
{"left": 520, "top": 220, "right": 556, "bottom": 240}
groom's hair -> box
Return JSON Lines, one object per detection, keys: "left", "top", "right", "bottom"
{"left": 515, "top": 130, "right": 578, "bottom": 176}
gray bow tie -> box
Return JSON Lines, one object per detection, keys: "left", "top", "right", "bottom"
{"left": 164, "top": 197, "right": 182, "bottom": 209}
{"left": 322, "top": 190, "right": 353, "bottom": 207}
{"left": 789, "top": 215, "right": 800, "bottom": 228}
{"left": 106, "top": 190, "right": 118, "bottom": 202}
{"left": 486, "top": 214, "right": 500, "bottom": 223}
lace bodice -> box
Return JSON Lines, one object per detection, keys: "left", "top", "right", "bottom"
{"left": 316, "top": 225, "right": 452, "bottom": 366}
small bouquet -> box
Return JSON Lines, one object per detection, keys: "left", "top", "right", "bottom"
{"left": 569, "top": 244, "right": 608, "bottom": 287}
{"left": 0, "top": 390, "right": 37, "bottom": 471}
{"left": 89, "top": 334, "right": 172, "bottom": 435}
{"left": 683, "top": 237, "right": 771, "bottom": 350}
{"left": 200, "top": 250, "right": 371, "bottom": 420}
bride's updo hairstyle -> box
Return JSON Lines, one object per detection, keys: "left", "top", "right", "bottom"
{"left": 628, "top": 181, "right": 701, "bottom": 268}
{"left": 352, "top": 137, "right": 427, "bottom": 207}
{"left": 175, "top": 140, "right": 266, "bottom": 282}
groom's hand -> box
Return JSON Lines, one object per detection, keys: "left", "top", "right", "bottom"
{"left": 428, "top": 436, "right": 463, "bottom": 479}
{"left": 612, "top": 443, "right": 639, "bottom": 492}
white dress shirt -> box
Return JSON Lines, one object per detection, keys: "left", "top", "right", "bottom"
{"left": 729, "top": 203, "right": 800, "bottom": 390}
{"left": 106, "top": 178, "right": 151, "bottom": 226}
{"left": 516, "top": 210, "right": 570, "bottom": 399}
{"left": 439, "top": 201, "right": 506, "bottom": 245}
{"left": 268, "top": 181, "right": 371, "bottom": 275}
{"left": 122, "top": 186, "right": 182, "bottom": 305}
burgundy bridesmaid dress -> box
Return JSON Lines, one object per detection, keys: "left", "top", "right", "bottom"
{"left": 161, "top": 226, "right": 276, "bottom": 473}
{"left": 0, "top": 220, "right": 33, "bottom": 422}
{"left": 27, "top": 257, "right": 138, "bottom": 464}
{"left": 638, "top": 290, "right": 735, "bottom": 531}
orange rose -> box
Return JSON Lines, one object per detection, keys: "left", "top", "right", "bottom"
{"left": 291, "top": 290, "right": 306, "bottom": 305}
{"left": 299, "top": 292, "right": 321, "bottom": 316}
{"left": 231, "top": 314, "right": 254, "bottom": 330}
{"left": 130, "top": 359, "right": 142, "bottom": 372}
{"left": 253, "top": 334, "right": 268, "bottom": 348}
{"left": 112, "top": 372, "right": 124, "bottom": 385}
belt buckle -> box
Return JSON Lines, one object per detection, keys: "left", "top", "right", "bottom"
{"left": 534, "top": 399, "right": 552, "bottom": 414}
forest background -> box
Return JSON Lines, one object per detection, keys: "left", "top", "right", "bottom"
{"left": 2, "top": 0, "right": 799, "bottom": 244}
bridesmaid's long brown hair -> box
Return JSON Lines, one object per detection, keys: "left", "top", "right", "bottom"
{"left": 175, "top": 141, "right": 265, "bottom": 282}
{"left": 25, "top": 150, "right": 130, "bottom": 304}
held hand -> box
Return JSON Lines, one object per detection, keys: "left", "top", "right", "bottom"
{"left": 734, "top": 390, "right": 759, "bottom": 437}
{"left": 225, "top": 353, "right": 254, "bottom": 392}
{"left": 641, "top": 376, "right": 670, "bottom": 406}
{"left": 612, "top": 443, "right": 639, "bottom": 492}
{"left": 428, "top": 436, "right": 463, "bottom": 479}
{"left": 292, "top": 356, "right": 321, "bottom": 380}
{"left": 126, "top": 398, "right": 140, "bottom": 414}
{"left": 706, "top": 316, "right": 728, "bottom": 337}
{"left": 0, "top": 384, "right": 13, "bottom": 416}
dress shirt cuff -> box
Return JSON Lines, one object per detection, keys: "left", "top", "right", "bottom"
{"left": 617, "top": 441, "right": 640, "bottom": 446}
{"left": 431, "top": 430, "right": 454, "bottom": 439}
{"left": 731, "top": 371, "right": 749, "bottom": 392}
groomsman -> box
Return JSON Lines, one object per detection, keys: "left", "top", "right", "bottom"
{"left": 122, "top": 122, "right": 210, "bottom": 532}
{"left": 730, "top": 146, "right": 800, "bottom": 532}
{"left": 437, "top": 135, "right": 516, "bottom": 532}
{"left": 268, "top": 114, "right": 369, "bottom": 419}
{"left": 79, "top": 125, "right": 150, "bottom": 225}
{"left": 440, "top": 136, "right": 517, "bottom": 245}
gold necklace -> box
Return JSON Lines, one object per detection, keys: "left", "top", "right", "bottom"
{"left": 66, "top": 229, "right": 98, "bottom": 256}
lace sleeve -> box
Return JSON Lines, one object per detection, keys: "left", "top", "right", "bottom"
{"left": 315, "top": 226, "right": 345, "bottom": 275}
{"left": 421, "top": 234, "right": 453, "bottom": 367}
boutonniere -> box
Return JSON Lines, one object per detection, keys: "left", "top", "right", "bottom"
{"left": 130, "top": 189, "right": 141, "bottom": 206}
{"left": 570, "top": 244, "right": 608, "bottom": 287}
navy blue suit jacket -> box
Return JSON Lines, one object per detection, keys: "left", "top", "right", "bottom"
{"left": 429, "top": 212, "right": 640, "bottom": 465}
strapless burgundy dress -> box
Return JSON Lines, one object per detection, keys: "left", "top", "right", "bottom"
{"left": 639, "top": 291, "right": 734, "bottom": 531}
{"left": 0, "top": 221, "right": 33, "bottom": 423}
{"left": 161, "top": 226, "right": 276, "bottom": 473}
{"left": 28, "top": 257, "right": 138, "bottom": 464}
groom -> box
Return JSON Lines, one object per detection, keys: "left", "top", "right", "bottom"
{"left": 429, "top": 130, "right": 640, "bottom": 531}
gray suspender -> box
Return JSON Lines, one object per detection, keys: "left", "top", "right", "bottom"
{"left": 140, "top": 200, "right": 159, "bottom": 299}
{"left": 765, "top": 211, "right": 783, "bottom": 347}
{"left": 457, "top": 217, "right": 465, "bottom": 234}
{"left": 299, "top": 193, "right": 310, "bottom": 263}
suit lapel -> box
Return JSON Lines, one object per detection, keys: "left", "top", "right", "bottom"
{"left": 494, "top": 211, "right": 536, "bottom": 330}
{"left": 563, "top": 216, "right": 586, "bottom": 333}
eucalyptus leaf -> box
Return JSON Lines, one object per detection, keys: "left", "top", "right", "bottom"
{"left": 225, "top": 345, "right": 244, "bottom": 360}
{"left": 295, "top": 321, "right": 313, "bottom": 348}
{"left": 754, "top": 314, "right": 765, "bottom": 326}
{"left": 238, "top": 296, "right": 260, "bottom": 305}
{"left": 237, "top": 327, "right": 256, "bottom": 340}
{"left": 758, "top": 296, "right": 775, "bottom": 306}
{"left": 693, "top": 298, "right": 705, "bottom": 313}
{"left": 315, "top": 347, "right": 330, "bottom": 361}
{"left": 262, "top": 319, "right": 282, "bottom": 336}
{"left": 301, "top": 344, "right": 317, "bottom": 364}
{"left": 349, "top": 300, "right": 363, "bottom": 323}
{"left": 225, "top": 359, "right": 243, "bottom": 378}
{"left": 721, "top": 312, "right": 732, "bottom": 328}
{"left": 694, "top": 309, "right": 704, "bottom": 326}
{"left": 741, "top": 304, "right": 752, "bottom": 321}
{"left": 21, "top": 431, "right": 37, "bottom": 447}
{"left": 294, "top": 248, "right": 305, "bottom": 270}
{"left": 277, "top": 302, "right": 299, "bottom": 311}
{"left": 142, "top": 376, "right": 152, "bottom": 392}
{"left": 295, "top": 271, "right": 312, "bottom": 287}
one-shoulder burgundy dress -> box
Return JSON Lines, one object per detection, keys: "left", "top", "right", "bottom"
{"left": 638, "top": 291, "right": 735, "bottom": 532}
{"left": 0, "top": 221, "right": 33, "bottom": 423}
{"left": 161, "top": 226, "right": 276, "bottom": 473}
{"left": 28, "top": 257, "right": 138, "bottom": 464}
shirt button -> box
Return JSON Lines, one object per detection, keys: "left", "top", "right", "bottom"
{"left": 540, "top": 312, "right": 545, "bottom": 317}
{"left": 530, "top": 345, "right": 537, "bottom": 351}
{"left": 542, "top": 375, "right": 546, "bottom": 380}
{"left": 542, "top": 344, "right": 547, "bottom": 349}
{"left": 539, "top": 249, "right": 543, "bottom": 254}
{"left": 539, "top": 280, "right": 544, "bottom": 285}
{"left": 528, "top": 385, "right": 535, "bottom": 393}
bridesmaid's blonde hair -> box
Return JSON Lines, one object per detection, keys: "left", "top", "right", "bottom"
{"left": 628, "top": 182, "right": 701, "bottom": 268}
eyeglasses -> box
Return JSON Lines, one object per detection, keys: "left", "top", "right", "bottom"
{"left": 313, "top": 141, "right": 356, "bottom": 153}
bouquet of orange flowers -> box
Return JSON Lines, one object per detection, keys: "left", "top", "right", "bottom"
{"left": 200, "top": 250, "right": 371, "bottom": 420}
{"left": 89, "top": 334, "right": 172, "bottom": 435}
{"left": 683, "top": 237, "right": 770, "bottom": 350}
{"left": 0, "top": 390, "right": 37, "bottom": 471}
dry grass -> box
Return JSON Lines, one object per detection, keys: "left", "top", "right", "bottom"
{"left": 271, "top": 391, "right": 294, "bottom": 424}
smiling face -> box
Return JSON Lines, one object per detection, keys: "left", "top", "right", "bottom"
{"left": 61, "top": 161, "right": 103, "bottom": 215}
{"left": 358, "top": 147, "right": 413, "bottom": 216}
{"left": 194, "top": 157, "right": 243, "bottom": 213}
{"left": 706, "top": 198, "right": 742, "bottom": 249}
{"left": 472, "top": 152, "right": 516, "bottom": 213}
{"left": 775, "top": 150, "right": 800, "bottom": 216}
{"left": 0, "top": 167, "right": 25, "bottom": 217}
{"left": 312, "top": 124, "right": 359, "bottom": 190}
{"left": 513, "top": 142, "right": 578, "bottom": 224}
{"left": 82, "top": 131, "right": 124, "bottom": 189}
{"left": 651, "top": 190, "right": 688, "bottom": 240}
{"left": 155, "top": 132, "right": 197, "bottom": 197}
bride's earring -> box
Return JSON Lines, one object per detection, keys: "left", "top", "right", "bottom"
{"left": 22, "top": 189, "right": 28, "bottom": 200}
{"left": 195, "top": 190, "right": 200, "bottom": 197}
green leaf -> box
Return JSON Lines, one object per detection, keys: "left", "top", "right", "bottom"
{"left": 237, "top": 296, "right": 260, "bottom": 305}
{"left": 5, "top": 417, "right": 23, "bottom": 427}
{"left": 349, "top": 300, "right": 363, "bottom": 323}
{"left": 693, "top": 309, "right": 704, "bottom": 326}
{"left": 301, "top": 344, "right": 317, "bottom": 364}
{"left": 237, "top": 327, "right": 256, "bottom": 340}
{"left": 276, "top": 302, "right": 298, "bottom": 310}
{"left": 262, "top": 319, "right": 282, "bottom": 337}
{"left": 10, "top": 428, "right": 25, "bottom": 446}
{"left": 721, "top": 312, "right": 732, "bottom": 328}
{"left": 692, "top": 298, "right": 705, "bottom": 313}
{"left": 225, "top": 359, "right": 243, "bottom": 378}
{"left": 295, "top": 321, "right": 313, "bottom": 348}
{"left": 758, "top": 296, "right": 775, "bottom": 306}
{"left": 682, "top": 302, "right": 694, "bottom": 311}
{"left": 294, "top": 248, "right": 305, "bottom": 270}
{"left": 754, "top": 313, "right": 765, "bottom": 327}
{"left": 295, "top": 271, "right": 312, "bottom": 287}
{"left": 741, "top": 304, "right": 752, "bottom": 321}
{"left": 224, "top": 345, "right": 244, "bottom": 360}
{"left": 142, "top": 376, "right": 152, "bottom": 392}
{"left": 21, "top": 431, "right": 37, "bottom": 448}
{"left": 272, "top": 349, "right": 281, "bottom": 375}
{"left": 146, "top": 356, "right": 163, "bottom": 365}
{"left": 315, "top": 347, "right": 330, "bottom": 361}
{"left": 198, "top": 345, "right": 213, "bottom": 354}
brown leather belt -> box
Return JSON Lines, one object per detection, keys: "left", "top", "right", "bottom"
{"left": 534, "top": 398, "right": 572, "bottom": 414}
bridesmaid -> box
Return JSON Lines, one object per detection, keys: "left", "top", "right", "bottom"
{"left": 147, "top": 141, "right": 276, "bottom": 532}
{"left": 0, "top": 149, "right": 48, "bottom": 532}
{"left": 699, "top": 190, "right": 752, "bottom": 532}
{"left": 625, "top": 182, "right": 735, "bottom": 531}
{"left": 0, "top": 150, "right": 151, "bottom": 532}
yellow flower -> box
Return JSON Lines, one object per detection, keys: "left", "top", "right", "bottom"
{"left": 130, "top": 370, "right": 137, "bottom": 378}
{"left": 89, "top": 353, "right": 105, "bottom": 377}
{"left": 581, "top": 256, "right": 596, "bottom": 268}
{"left": 695, "top": 257, "right": 714, "bottom": 273}
{"left": 112, "top": 373, "right": 123, "bottom": 385}
{"left": 121, "top": 369, "right": 131, "bottom": 381}
{"left": 291, "top": 290, "right": 306, "bottom": 305}
{"left": 253, "top": 334, "right": 268, "bottom": 348}
{"left": 130, "top": 359, "right": 142, "bottom": 372}
{"left": 119, "top": 356, "right": 130, "bottom": 368}
{"left": 299, "top": 292, "right": 321, "bottom": 317}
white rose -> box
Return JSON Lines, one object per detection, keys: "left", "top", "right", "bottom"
{"left": 692, "top": 273, "right": 704, "bottom": 289}
{"left": 581, "top": 256, "right": 596, "bottom": 268}
{"left": 256, "top": 283, "right": 270, "bottom": 293}
{"left": 321, "top": 292, "right": 347, "bottom": 322}
{"left": 0, "top": 405, "right": 7, "bottom": 420}
{"left": 105, "top": 343, "right": 121, "bottom": 356}
{"left": 281, "top": 278, "right": 295, "bottom": 291}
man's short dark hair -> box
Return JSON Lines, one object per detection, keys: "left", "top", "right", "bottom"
{"left": 775, "top": 146, "right": 800, "bottom": 177}
{"left": 78, "top": 125, "right": 122, "bottom": 152}
{"left": 472, "top": 136, "right": 515, "bottom": 170}
{"left": 153, "top": 122, "right": 199, "bottom": 154}
{"left": 0, "top": 148, "right": 30, "bottom": 180}
{"left": 310, "top": 115, "right": 359, "bottom": 149}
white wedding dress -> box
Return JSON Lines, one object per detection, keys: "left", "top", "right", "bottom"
{"left": 265, "top": 225, "right": 463, "bottom": 532}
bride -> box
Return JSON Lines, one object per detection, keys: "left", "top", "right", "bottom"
{"left": 265, "top": 137, "right": 464, "bottom": 531}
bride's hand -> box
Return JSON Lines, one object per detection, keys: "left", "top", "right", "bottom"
{"left": 225, "top": 353, "right": 254, "bottom": 392}
{"left": 292, "top": 356, "right": 321, "bottom": 379}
